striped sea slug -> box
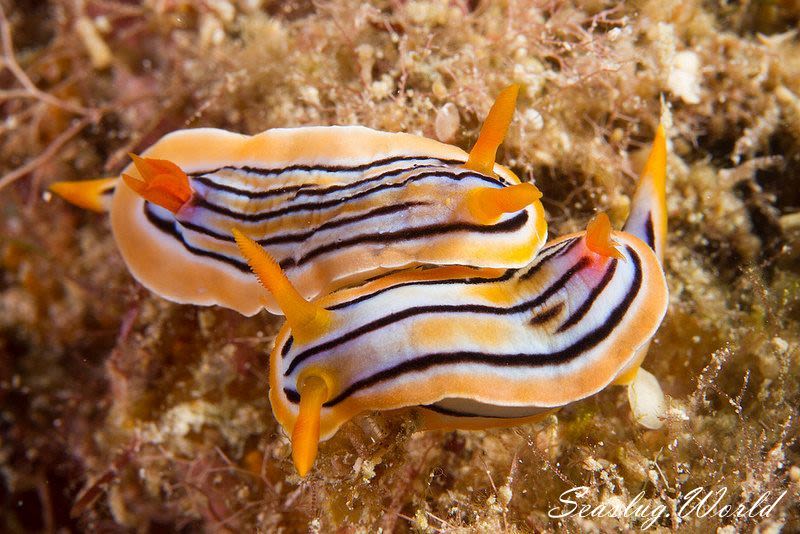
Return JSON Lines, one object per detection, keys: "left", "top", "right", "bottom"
{"left": 50, "top": 82, "right": 670, "bottom": 478}
{"left": 232, "top": 125, "right": 670, "bottom": 476}
{"left": 49, "top": 85, "right": 547, "bottom": 316}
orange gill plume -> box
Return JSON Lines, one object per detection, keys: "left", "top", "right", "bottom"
{"left": 122, "top": 154, "right": 192, "bottom": 214}
{"left": 585, "top": 213, "right": 624, "bottom": 260}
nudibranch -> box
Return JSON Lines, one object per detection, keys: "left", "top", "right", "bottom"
{"left": 232, "top": 126, "right": 670, "bottom": 476}
{"left": 50, "top": 85, "right": 547, "bottom": 316}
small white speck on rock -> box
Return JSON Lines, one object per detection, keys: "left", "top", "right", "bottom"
{"left": 435, "top": 102, "right": 460, "bottom": 142}
{"left": 628, "top": 368, "right": 666, "bottom": 429}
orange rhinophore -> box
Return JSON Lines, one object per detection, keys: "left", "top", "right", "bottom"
{"left": 291, "top": 374, "right": 330, "bottom": 477}
{"left": 231, "top": 228, "right": 333, "bottom": 344}
{"left": 465, "top": 84, "right": 520, "bottom": 176}
{"left": 466, "top": 182, "right": 543, "bottom": 224}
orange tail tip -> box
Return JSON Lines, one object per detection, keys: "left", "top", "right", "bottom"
{"left": 122, "top": 153, "right": 192, "bottom": 214}
{"left": 643, "top": 124, "right": 667, "bottom": 198}
{"left": 622, "top": 122, "right": 668, "bottom": 262}
{"left": 466, "top": 182, "right": 542, "bottom": 224}
{"left": 291, "top": 374, "right": 329, "bottom": 477}
{"left": 231, "top": 228, "right": 333, "bottom": 343}
{"left": 585, "top": 213, "right": 624, "bottom": 259}
{"left": 49, "top": 177, "right": 118, "bottom": 213}
{"left": 465, "top": 84, "right": 520, "bottom": 176}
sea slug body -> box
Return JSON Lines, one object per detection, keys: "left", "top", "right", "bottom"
{"left": 50, "top": 85, "right": 671, "bottom": 478}
{"left": 233, "top": 125, "right": 670, "bottom": 476}
{"left": 50, "top": 85, "right": 547, "bottom": 316}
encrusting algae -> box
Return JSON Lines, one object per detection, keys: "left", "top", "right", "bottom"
{"left": 1, "top": 1, "right": 799, "bottom": 532}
